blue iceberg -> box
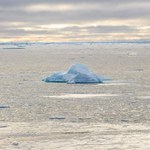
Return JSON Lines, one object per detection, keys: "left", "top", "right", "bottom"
{"left": 43, "top": 63, "right": 105, "bottom": 84}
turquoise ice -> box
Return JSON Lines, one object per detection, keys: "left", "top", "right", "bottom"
{"left": 43, "top": 63, "right": 105, "bottom": 84}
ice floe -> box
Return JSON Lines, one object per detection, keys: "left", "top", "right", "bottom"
{"left": 0, "top": 105, "right": 10, "bottom": 108}
{"left": 43, "top": 63, "right": 105, "bottom": 84}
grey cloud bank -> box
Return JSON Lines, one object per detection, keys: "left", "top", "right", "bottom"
{"left": 0, "top": 0, "right": 149, "bottom": 41}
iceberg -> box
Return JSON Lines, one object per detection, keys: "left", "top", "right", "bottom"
{"left": 43, "top": 63, "right": 104, "bottom": 84}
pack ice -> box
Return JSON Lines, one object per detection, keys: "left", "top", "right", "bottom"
{"left": 43, "top": 63, "right": 103, "bottom": 84}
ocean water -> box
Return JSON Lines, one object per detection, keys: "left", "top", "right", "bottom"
{"left": 0, "top": 43, "right": 150, "bottom": 149}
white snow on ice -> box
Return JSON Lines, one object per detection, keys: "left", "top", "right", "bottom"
{"left": 42, "top": 94, "right": 119, "bottom": 99}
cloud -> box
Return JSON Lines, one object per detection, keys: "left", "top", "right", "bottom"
{"left": 0, "top": 1, "right": 150, "bottom": 23}
{"left": 1, "top": 24, "right": 148, "bottom": 41}
{"left": 0, "top": 0, "right": 150, "bottom": 41}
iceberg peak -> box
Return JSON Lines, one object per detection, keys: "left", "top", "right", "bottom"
{"left": 43, "top": 63, "right": 104, "bottom": 84}
{"left": 67, "top": 63, "right": 90, "bottom": 75}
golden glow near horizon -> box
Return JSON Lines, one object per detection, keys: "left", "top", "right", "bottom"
{"left": 0, "top": 1, "right": 150, "bottom": 42}
{"left": 24, "top": 4, "right": 74, "bottom": 12}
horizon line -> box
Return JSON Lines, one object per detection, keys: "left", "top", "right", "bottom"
{"left": 0, "top": 40, "right": 150, "bottom": 44}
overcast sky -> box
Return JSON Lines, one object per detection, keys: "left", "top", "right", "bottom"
{"left": 0, "top": 0, "right": 150, "bottom": 42}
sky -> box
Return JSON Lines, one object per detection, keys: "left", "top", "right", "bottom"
{"left": 0, "top": 0, "right": 150, "bottom": 42}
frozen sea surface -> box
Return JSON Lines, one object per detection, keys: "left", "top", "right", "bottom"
{"left": 0, "top": 42, "right": 150, "bottom": 149}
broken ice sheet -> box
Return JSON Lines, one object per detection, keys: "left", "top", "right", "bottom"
{"left": 43, "top": 63, "right": 109, "bottom": 84}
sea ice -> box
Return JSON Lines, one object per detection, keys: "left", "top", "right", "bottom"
{"left": 43, "top": 63, "right": 104, "bottom": 84}
{"left": 0, "top": 105, "right": 10, "bottom": 108}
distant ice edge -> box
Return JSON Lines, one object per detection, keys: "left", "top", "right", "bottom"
{"left": 42, "top": 63, "right": 109, "bottom": 84}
